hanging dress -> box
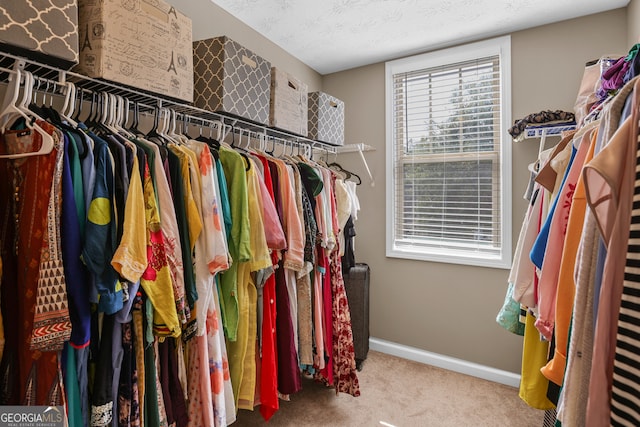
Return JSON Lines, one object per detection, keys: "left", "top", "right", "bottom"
{"left": 0, "top": 121, "right": 70, "bottom": 405}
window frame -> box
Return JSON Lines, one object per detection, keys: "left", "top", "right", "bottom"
{"left": 385, "top": 36, "right": 512, "bottom": 269}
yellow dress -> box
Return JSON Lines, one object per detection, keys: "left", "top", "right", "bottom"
{"left": 519, "top": 311, "right": 555, "bottom": 410}
{"left": 228, "top": 159, "right": 272, "bottom": 409}
{"left": 140, "top": 160, "right": 181, "bottom": 338}
{"left": 111, "top": 154, "right": 147, "bottom": 283}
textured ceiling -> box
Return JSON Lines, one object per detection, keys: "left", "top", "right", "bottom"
{"left": 210, "top": 0, "right": 629, "bottom": 74}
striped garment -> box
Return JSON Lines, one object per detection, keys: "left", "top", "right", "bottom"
{"left": 611, "top": 131, "right": 640, "bottom": 426}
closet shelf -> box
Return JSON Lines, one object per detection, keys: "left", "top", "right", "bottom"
{"left": 0, "top": 50, "right": 343, "bottom": 153}
{"left": 521, "top": 123, "right": 576, "bottom": 139}
{"left": 519, "top": 123, "right": 577, "bottom": 158}
{"left": 336, "top": 143, "right": 375, "bottom": 153}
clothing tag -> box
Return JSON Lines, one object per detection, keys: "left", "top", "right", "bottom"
{"left": 16, "top": 129, "right": 31, "bottom": 138}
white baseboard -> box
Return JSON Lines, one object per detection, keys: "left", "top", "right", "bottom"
{"left": 369, "top": 337, "right": 521, "bottom": 388}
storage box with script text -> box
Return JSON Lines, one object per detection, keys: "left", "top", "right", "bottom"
{"left": 76, "top": 0, "right": 193, "bottom": 102}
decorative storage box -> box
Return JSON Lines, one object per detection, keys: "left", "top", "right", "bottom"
{"left": 75, "top": 0, "right": 193, "bottom": 102}
{"left": 270, "top": 67, "right": 308, "bottom": 136}
{"left": 193, "top": 36, "right": 271, "bottom": 125}
{"left": 0, "top": 0, "right": 79, "bottom": 69}
{"left": 308, "top": 91, "right": 345, "bottom": 146}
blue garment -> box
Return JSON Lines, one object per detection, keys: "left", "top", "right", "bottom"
{"left": 530, "top": 145, "right": 578, "bottom": 269}
{"left": 61, "top": 133, "right": 92, "bottom": 346}
{"left": 82, "top": 132, "right": 123, "bottom": 314}
{"left": 116, "top": 280, "right": 140, "bottom": 324}
{"left": 67, "top": 132, "right": 86, "bottom": 237}
{"left": 77, "top": 124, "right": 97, "bottom": 303}
{"left": 76, "top": 346, "right": 90, "bottom": 426}
{"left": 593, "top": 238, "right": 607, "bottom": 328}
{"left": 105, "top": 135, "right": 129, "bottom": 242}
{"left": 77, "top": 123, "right": 96, "bottom": 216}
{"left": 111, "top": 320, "right": 123, "bottom": 427}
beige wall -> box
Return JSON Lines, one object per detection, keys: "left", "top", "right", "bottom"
{"left": 322, "top": 8, "right": 628, "bottom": 373}
{"left": 629, "top": 0, "right": 640, "bottom": 45}
{"left": 164, "top": 0, "right": 323, "bottom": 92}
{"left": 165, "top": 0, "right": 631, "bottom": 374}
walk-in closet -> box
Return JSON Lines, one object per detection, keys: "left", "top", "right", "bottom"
{"left": 1, "top": 1, "right": 639, "bottom": 426}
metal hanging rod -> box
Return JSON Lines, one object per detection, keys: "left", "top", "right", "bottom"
{"left": 0, "top": 50, "right": 338, "bottom": 155}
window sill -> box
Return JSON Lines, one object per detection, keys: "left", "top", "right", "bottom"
{"left": 386, "top": 246, "right": 511, "bottom": 270}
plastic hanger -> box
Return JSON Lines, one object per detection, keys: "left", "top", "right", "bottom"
{"left": 147, "top": 107, "right": 177, "bottom": 145}
{"left": 114, "top": 95, "right": 134, "bottom": 138}
{"left": 266, "top": 136, "right": 276, "bottom": 155}
{"left": 167, "top": 109, "right": 187, "bottom": 143}
{"left": 146, "top": 106, "right": 163, "bottom": 141}
{"left": 92, "top": 92, "right": 110, "bottom": 134}
{"left": 122, "top": 98, "right": 131, "bottom": 129}
{"left": 18, "top": 72, "right": 33, "bottom": 112}
{"left": 195, "top": 120, "right": 220, "bottom": 155}
{"left": 233, "top": 128, "right": 248, "bottom": 151}
{"left": 12, "top": 71, "right": 45, "bottom": 124}
{"left": 43, "top": 81, "right": 62, "bottom": 124}
{"left": 59, "top": 82, "right": 78, "bottom": 128}
{"left": 13, "top": 71, "right": 35, "bottom": 122}
{"left": 281, "top": 139, "right": 296, "bottom": 159}
{"left": 84, "top": 91, "right": 99, "bottom": 130}
{"left": 0, "top": 67, "right": 55, "bottom": 159}
{"left": 228, "top": 127, "right": 251, "bottom": 170}
{"left": 0, "top": 67, "right": 25, "bottom": 131}
{"left": 27, "top": 75, "right": 46, "bottom": 119}
{"left": 103, "top": 93, "right": 120, "bottom": 134}
{"left": 62, "top": 83, "right": 75, "bottom": 118}
{"left": 72, "top": 88, "right": 84, "bottom": 122}
{"left": 230, "top": 125, "right": 238, "bottom": 148}
{"left": 58, "top": 84, "right": 89, "bottom": 157}
{"left": 161, "top": 108, "right": 180, "bottom": 145}
{"left": 127, "top": 101, "right": 143, "bottom": 136}
{"left": 328, "top": 161, "right": 362, "bottom": 185}
{"left": 181, "top": 114, "right": 190, "bottom": 138}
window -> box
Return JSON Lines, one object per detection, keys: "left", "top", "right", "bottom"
{"left": 385, "top": 36, "right": 512, "bottom": 268}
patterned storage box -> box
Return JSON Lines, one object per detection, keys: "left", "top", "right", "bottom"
{"left": 270, "top": 67, "right": 308, "bottom": 136}
{"left": 0, "top": 0, "right": 79, "bottom": 68}
{"left": 75, "top": 0, "right": 193, "bottom": 102}
{"left": 193, "top": 36, "right": 271, "bottom": 125}
{"left": 308, "top": 91, "right": 345, "bottom": 146}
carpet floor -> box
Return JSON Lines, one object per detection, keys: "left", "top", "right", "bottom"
{"left": 234, "top": 350, "right": 544, "bottom": 426}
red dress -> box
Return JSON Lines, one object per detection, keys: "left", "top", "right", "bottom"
{"left": 0, "top": 122, "right": 70, "bottom": 405}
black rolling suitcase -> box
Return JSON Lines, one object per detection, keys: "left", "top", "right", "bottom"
{"left": 343, "top": 263, "right": 370, "bottom": 370}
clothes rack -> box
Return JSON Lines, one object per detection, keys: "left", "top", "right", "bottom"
{"left": 521, "top": 123, "right": 577, "bottom": 157}
{"left": 0, "top": 47, "right": 364, "bottom": 425}
{"left": 0, "top": 50, "right": 339, "bottom": 157}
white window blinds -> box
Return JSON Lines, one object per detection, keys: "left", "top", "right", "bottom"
{"left": 385, "top": 37, "right": 512, "bottom": 268}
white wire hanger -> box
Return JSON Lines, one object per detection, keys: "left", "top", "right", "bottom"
{"left": 0, "top": 64, "right": 54, "bottom": 159}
